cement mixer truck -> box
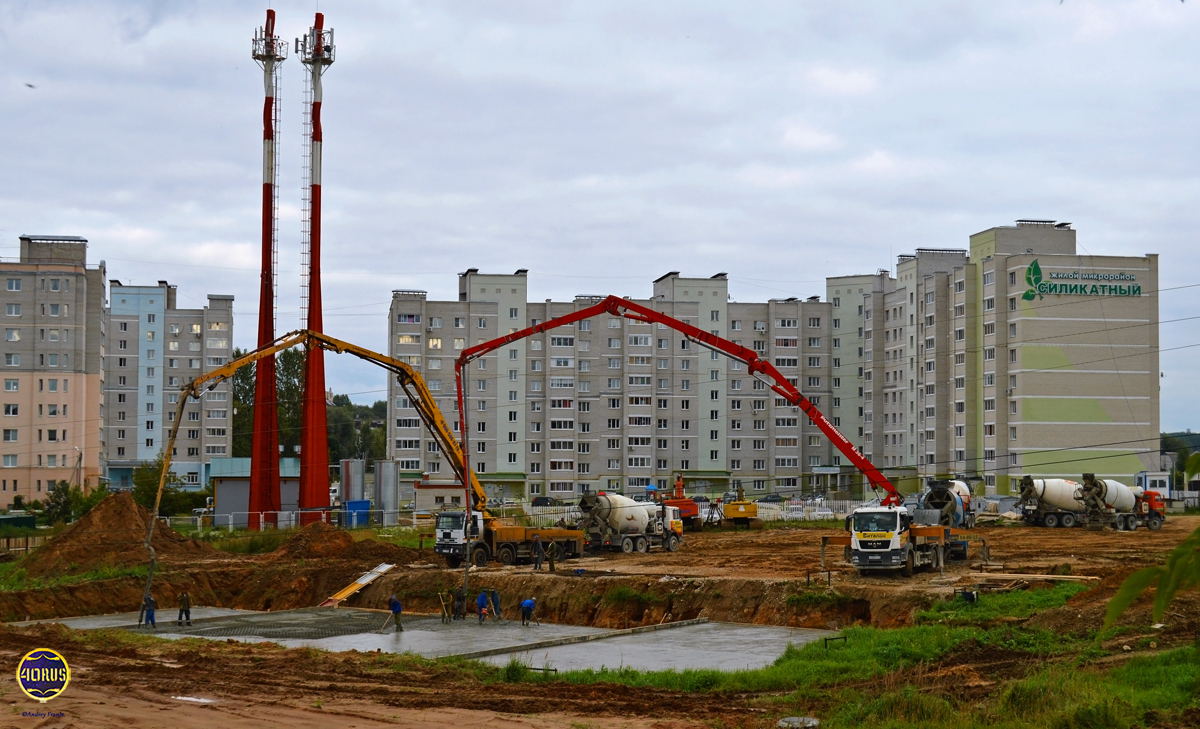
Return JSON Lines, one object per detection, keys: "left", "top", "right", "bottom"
{"left": 578, "top": 491, "right": 683, "bottom": 553}
{"left": 1017, "top": 474, "right": 1165, "bottom": 531}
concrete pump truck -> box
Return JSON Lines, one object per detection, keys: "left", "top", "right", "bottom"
{"left": 451, "top": 295, "right": 967, "bottom": 577}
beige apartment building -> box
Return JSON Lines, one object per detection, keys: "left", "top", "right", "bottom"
{"left": 387, "top": 271, "right": 844, "bottom": 499}
{"left": 858, "top": 221, "right": 1159, "bottom": 495}
{"left": 1, "top": 236, "right": 107, "bottom": 504}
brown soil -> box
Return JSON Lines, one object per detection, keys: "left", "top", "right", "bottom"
{"left": 271, "top": 521, "right": 355, "bottom": 560}
{"left": 20, "top": 492, "right": 212, "bottom": 578}
{"left": 0, "top": 516, "right": 1197, "bottom": 727}
{"left": 342, "top": 537, "right": 422, "bottom": 566}
{"left": 0, "top": 623, "right": 722, "bottom": 728}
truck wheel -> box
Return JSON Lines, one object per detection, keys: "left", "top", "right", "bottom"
{"left": 621, "top": 537, "right": 634, "bottom": 553}
{"left": 446, "top": 555, "right": 463, "bottom": 568}
{"left": 497, "top": 544, "right": 517, "bottom": 565}
{"left": 1043, "top": 513, "right": 1059, "bottom": 528}
{"left": 1060, "top": 513, "right": 1076, "bottom": 528}
{"left": 666, "top": 535, "right": 680, "bottom": 552}
{"left": 1147, "top": 516, "right": 1163, "bottom": 531}
{"left": 900, "top": 551, "right": 915, "bottom": 578}
{"left": 470, "top": 545, "right": 490, "bottom": 567}
{"left": 635, "top": 537, "right": 649, "bottom": 553}
{"left": 1126, "top": 515, "right": 1139, "bottom": 532}
{"left": 844, "top": 546, "right": 852, "bottom": 563}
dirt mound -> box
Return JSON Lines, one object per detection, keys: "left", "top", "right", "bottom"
{"left": 273, "top": 522, "right": 354, "bottom": 560}
{"left": 342, "top": 538, "right": 421, "bottom": 566}
{"left": 21, "top": 492, "right": 212, "bottom": 577}
{"left": 1025, "top": 567, "right": 1200, "bottom": 640}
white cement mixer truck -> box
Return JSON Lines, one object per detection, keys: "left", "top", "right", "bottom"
{"left": 1017, "top": 474, "right": 1165, "bottom": 531}
{"left": 577, "top": 492, "right": 683, "bottom": 553}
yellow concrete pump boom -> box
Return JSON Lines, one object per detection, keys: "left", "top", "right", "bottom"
{"left": 139, "top": 329, "right": 484, "bottom": 612}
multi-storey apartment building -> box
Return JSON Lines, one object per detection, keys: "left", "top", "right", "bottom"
{"left": 858, "top": 221, "right": 1159, "bottom": 495}
{"left": 103, "top": 281, "right": 234, "bottom": 490}
{"left": 387, "top": 271, "right": 842, "bottom": 499}
{"left": 0, "top": 236, "right": 107, "bottom": 505}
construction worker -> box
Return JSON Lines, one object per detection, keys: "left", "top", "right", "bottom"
{"left": 520, "top": 597, "right": 537, "bottom": 626}
{"left": 489, "top": 588, "right": 502, "bottom": 620}
{"left": 476, "top": 591, "right": 490, "bottom": 624}
{"left": 674, "top": 473, "right": 685, "bottom": 499}
{"left": 532, "top": 534, "right": 544, "bottom": 571}
{"left": 177, "top": 591, "right": 191, "bottom": 627}
{"left": 388, "top": 594, "right": 404, "bottom": 632}
{"left": 143, "top": 594, "right": 157, "bottom": 629}
{"left": 453, "top": 586, "right": 465, "bottom": 620}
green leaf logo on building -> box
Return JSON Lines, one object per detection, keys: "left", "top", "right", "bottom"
{"left": 1023, "top": 260, "right": 1043, "bottom": 301}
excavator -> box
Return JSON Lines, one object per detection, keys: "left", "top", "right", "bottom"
{"left": 455, "top": 295, "right": 973, "bottom": 577}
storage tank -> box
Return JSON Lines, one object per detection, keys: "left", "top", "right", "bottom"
{"left": 1082, "top": 474, "right": 1136, "bottom": 513}
{"left": 1019, "top": 477, "right": 1086, "bottom": 513}
{"left": 582, "top": 493, "right": 649, "bottom": 535}
{"left": 918, "top": 480, "right": 972, "bottom": 527}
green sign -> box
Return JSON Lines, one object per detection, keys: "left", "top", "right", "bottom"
{"left": 1022, "top": 260, "right": 1142, "bottom": 301}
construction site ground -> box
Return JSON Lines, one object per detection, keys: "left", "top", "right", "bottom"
{"left": 0, "top": 495, "right": 1196, "bottom": 728}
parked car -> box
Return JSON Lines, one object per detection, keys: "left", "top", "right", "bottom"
{"left": 756, "top": 493, "right": 784, "bottom": 503}
{"left": 531, "top": 496, "right": 558, "bottom": 507}
{"left": 691, "top": 495, "right": 710, "bottom": 504}
{"left": 811, "top": 507, "right": 835, "bottom": 520}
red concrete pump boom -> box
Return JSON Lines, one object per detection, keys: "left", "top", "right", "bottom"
{"left": 454, "top": 295, "right": 900, "bottom": 507}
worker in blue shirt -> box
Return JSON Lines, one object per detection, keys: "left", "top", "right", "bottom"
{"left": 388, "top": 594, "right": 403, "bottom": 632}
{"left": 476, "top": 590, "right": 490, "bottom": 624}
{"left": 520, "top": 597, "right": 537, "bottom": 626}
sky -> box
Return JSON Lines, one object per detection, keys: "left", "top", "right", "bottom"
{"left": 0, "top": 0, "right": 1197, "bottom": 431}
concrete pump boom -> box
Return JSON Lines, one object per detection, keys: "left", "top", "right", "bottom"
{"left": 140, "top": 329, "right": 484, "bottom": 616}
{"left": 454, "top": 294, "right": 899, "bottom": 507}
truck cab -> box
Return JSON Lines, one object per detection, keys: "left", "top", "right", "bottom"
{"left": 847, "top": 506, "right": 910, "bottom": 573}
{"left": 433, "top": 510, "right": 477, "bottom": 567}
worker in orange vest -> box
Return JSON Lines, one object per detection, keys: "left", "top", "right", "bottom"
{"left": 674, "top": 473, "right": 685, "bottom": 500}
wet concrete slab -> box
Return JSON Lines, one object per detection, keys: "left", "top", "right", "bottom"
{"left": 26, "top": 607, "right": 832, "bottom": 672}
{"left": 17, "top": 607, "right": 255, "bottom": 630}
{"left": 482, "top": 622, "right": 831, "bottom": 672}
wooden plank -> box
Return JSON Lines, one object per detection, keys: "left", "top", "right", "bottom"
{"left": 965, "top": 572, "right": 1098, "bottom": 582}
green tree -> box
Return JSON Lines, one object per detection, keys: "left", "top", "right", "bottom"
{"left": 326, "top": 404, "right": 357, "bottom": 463}
{"left": 132, "top": 453, "right": 184, "bottom": 515}
{"left": 43, "top": 480, "right": 73, "bottom": 525}
{"left": 231, "top": 347, "right": 255, "bottom": 457}
{"left": 70, "top": 483, "right": 108, "bottom": 520}
{"left": 276, "top": 347, "right": 305, "bottom": 456}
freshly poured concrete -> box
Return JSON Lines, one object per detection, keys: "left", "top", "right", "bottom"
{"left": 29, "top": 608, "right": 833, "bottom": 672}
{"left": 19, "top": 607, "right": 255, "bottom": 630}
{"left": 482, "top": 622, "right": 831, "bottom": 672}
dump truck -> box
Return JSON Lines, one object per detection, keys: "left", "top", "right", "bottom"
{"left": 578, "top": 491, "right": 683, "bottom": 553}
{"left": 1018, "top": 474, "right": 1165, "bottom": 531}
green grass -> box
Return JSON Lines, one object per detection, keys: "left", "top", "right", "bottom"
{"left": 786, "top": 589, "right": 851, "bottom": 609}
{"left": 0, "top": 562, "right": 149, "bottom": 592}
{"left": 602, "top": 585, "right": 657, "bottom": 606}
{"left": 915, "top": 583, "right": 1091, "bottom": 626}
{"left": 536, "top": 623, "right": 1086, "bottom": 694}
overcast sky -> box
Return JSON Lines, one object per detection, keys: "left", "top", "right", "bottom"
{"left": 1, "top": 0, "right": 1196, "bottom": 432}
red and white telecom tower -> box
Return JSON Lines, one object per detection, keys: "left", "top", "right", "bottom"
{"left": 249, "top": 10, "right": 286, "bottom": 525}
{"left": 297, "top": 13, "right": 335, "bottom": 521}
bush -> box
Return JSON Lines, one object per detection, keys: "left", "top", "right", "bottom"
{"left": 501, "top": 657, "right": 529, "bottom": 683}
